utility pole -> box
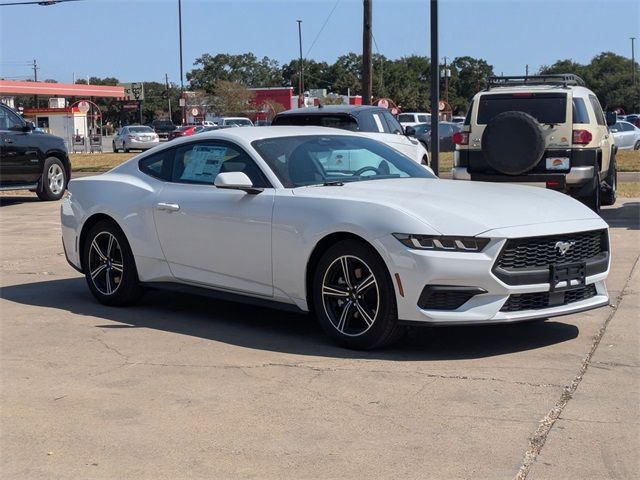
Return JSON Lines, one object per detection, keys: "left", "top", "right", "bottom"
{"left": 178, "top": 0, "right": 186, "bottom": 125}
{"left": 362, "top": 0, "right": 372, "bottom": 105}
{"left": 525, "top": 64, "right": 529, "bottom": 77}
{"left": 632, "top": 37, "right": 637, "bottom": 111}
{"left": 32, "top": 59, "right": 38, "bottom": 107}
{"left": 297, "top": 19, "right": 304, "bottom": 108}
{"left": 165, "top": 73, "right": 172, "bottom": 120}
{"left": 430, "top": 0, "right": 439, "bottom": 175}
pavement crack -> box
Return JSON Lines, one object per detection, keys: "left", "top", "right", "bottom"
{"left": 514, "top": 254, "right": 639, "bottom": 480}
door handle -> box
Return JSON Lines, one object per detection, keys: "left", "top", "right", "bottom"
{"left": 156, "top": 202, "right": 180, "bottom": 212}
{"left": 4, "top": 138, "right": 14, "bottom": 144}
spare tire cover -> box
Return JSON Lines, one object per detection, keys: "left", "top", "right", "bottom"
{"left": 481, "top": 111, "right": 545, "bottom": 175}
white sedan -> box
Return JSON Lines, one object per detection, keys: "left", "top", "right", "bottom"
{"left": 62, "top": 127, "right": 610, "bottom": 349}
{"left": 611, "top": 121, "right": 640, "bottom": 150}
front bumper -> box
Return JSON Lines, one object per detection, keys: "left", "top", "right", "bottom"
{"left": 374, "top": 224, "right": 610, "bottom": 325}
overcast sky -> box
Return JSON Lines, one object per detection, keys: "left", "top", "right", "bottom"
{"left": 1, "top": 0, "right": 638, "bottom": 87}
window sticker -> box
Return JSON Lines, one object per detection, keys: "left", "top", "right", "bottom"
{"left": 181, "top": 145, "right": 227, "bottom": 182}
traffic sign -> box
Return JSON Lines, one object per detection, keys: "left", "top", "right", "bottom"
{"left": 438, "top": 101, "right": 445, "bottom": 111}
{"left": 77, "top": 101, "right": 90, "bottom": 113}
{"left": 377, "top": 98, "right": 389, "bottom": 109}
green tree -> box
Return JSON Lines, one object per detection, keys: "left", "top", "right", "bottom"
{"left": 210, "top": 80, "right": 256, "bottom": 116}
{"left": 187, "top": 53, "right": 283, "bottom": 92}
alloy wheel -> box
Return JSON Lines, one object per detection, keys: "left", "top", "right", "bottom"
{"left": 321, "top": 255, "right": 379, "bottom": 337}
{"left": 88, "top": 231, "right": 124, "bottom": 296}
{"left": 48, "top": 163, "right": 65, "bottom": 195}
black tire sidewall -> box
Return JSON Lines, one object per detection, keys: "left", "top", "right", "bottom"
{"left": 37, "top": 157, "right": 67, "bottom": 201}
{"left": 601, "top": 156, "right": 617, "bottom": 206}
{"left": 312, "top": 239, "right": 400, "bottom": 350}
{"left": 83, "top": 220, "right": 142, "bottom": 306}
{"left": 482, "top": 111, "right": 545, "bottom": 175}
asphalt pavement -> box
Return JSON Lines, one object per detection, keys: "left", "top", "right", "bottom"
{"left": 1, "top": 196, "right": 638, "bottom": 479}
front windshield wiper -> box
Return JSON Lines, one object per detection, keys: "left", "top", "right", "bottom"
{"left": 322, "top": 180, "right": 344, "bottom": 186}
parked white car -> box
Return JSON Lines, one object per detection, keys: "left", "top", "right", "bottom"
{"left": 62, "top": 127, "right": 610, "bottom": 350}
{"left": 113, "top": 126, "right": 159, "bottom": 152}
{"left": 611, "top": 121, "right": 640, "bottom": 150}
{"left": 272, "top": 106, "right": 430, "bottom": 165}
{"left": 397, "top": 112, "right": 431, "bottom": 127}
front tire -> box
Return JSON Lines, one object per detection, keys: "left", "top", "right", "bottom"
{"left": 112, "top": 141, "right": 119, "bottom": 153}
{"left": 37, "top": 157, "right": 67, "bottom": 201}
{"left": 312, "top": 239, "right": 404, "bottom": 350}
{"left": 83, "top": 220, "right": 143, "bottom": 306}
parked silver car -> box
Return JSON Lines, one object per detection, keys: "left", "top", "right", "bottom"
{"left": 611, "top": 121, "right": 640, "bottom": 150}
{"left": 113, "top": 126, "right": 159, "bottom": 152}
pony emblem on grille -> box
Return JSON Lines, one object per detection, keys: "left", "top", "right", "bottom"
{"left": 555, "top": 241, "right": 575, "bottom": 256}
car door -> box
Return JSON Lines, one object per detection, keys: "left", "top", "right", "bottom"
{"left": 152, "top": 140, "right": 275, "bottom": 296}
{"left": 620, "top": 122, "right": 636, "bottom": 148}
{"left": 0, "top": 105, "right": 42, "bottom": 184}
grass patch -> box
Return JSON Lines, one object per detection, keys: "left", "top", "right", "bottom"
{"left": 616, "top": 150, "right": 639, "bottom": 172}
{"left": 69, "top": 149, "right": 636, "bottom": 174}
{"left": 70, "top": 153, "right": 136, "bottom": 172}
{"left": 617, "top": 182, "right": 640, "bottom": 198}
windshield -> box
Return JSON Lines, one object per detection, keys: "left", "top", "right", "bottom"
{"left": 252, "top": 135, "right": 434, "bottom": 188}
{"left": 226, "top": 119, "right": 252, "bottom": 126}
{"left": 477, "top": 93, "right": 567, "bottom": 125}
{"left": 129, "top": 126, "right": 154, "bottom": 133}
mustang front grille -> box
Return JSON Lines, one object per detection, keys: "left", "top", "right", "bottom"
{"left": 496, "top": 230, "right": 607, "bottom": 269}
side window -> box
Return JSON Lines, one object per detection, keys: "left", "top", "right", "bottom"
{"left": 139, "top": 149, "right": 175, "bottom": 181}
{"left": 621, "top": 122, "right": 634, "bottom": 132}
{"left": 382, "top": 111, "right": 403, "bottom": 134}
{"left": 572, "top": 97, "right": 590, "bottom": 124}
{"left": 370, "top": 112, "right": 389, "bottom": 133}
{"left": 0, "top": 106, "right": 25, "bottom": 130}
{"left": 172, "top": 141, "right": 269, "bottom": 187}
{"left": 588, "top": 95, "right": 605, "bottom": 126}
{"left": 464, "top": 101, "right": 474, "bottom": 126}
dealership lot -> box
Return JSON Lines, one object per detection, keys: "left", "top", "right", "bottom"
{"left": 1, "top": 196, "right": 638, "bottom": 478}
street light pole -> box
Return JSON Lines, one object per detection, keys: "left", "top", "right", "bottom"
{"left": 297, "top": 19, "right": 304, "bottom": 108}
{"left": 362, "top": 0, "right": 373, "bottom": 105}
{"left": 430, "top": 0, "right": 439, "bottom": 175}
{"left": 178, "top": 0, "right": 186, "bottom": 124}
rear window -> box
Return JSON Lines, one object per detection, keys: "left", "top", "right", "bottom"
{"left": 273, "top": 114, "right": 358, "bottom": 131}
{"left": 129, "top": 126, "right": 154, "bottom": 133}
{"left": 477, "top": 93, "right": 567, "bottom": 125}
{"left": 397, "top": 114, "right": 414, "bottom": 123}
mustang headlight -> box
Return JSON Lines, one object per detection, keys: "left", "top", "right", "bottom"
{"left": 393, "top": 233, "right": 490, "bottom": 252}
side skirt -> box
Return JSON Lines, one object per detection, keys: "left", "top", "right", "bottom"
{"left": 140, "top": 281, "right": 307, "bottom": 314}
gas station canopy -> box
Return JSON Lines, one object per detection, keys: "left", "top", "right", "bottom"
{"left": 0, "top": 80, "right": 124, "bottom": 98}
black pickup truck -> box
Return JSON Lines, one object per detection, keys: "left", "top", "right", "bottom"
{"left": 150, "top": 119, "right": 176, "bottom": 140}
{"left": 0, "top": 103, "right": 70, "bottom": 201}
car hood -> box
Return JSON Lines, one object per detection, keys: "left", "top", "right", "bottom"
{"left": 294, "top": 178, "right": 604, "bottom": 236}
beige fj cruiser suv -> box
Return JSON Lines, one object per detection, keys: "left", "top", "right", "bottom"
{"left": 452, "top": 74, "right": 617, "bottom": 211}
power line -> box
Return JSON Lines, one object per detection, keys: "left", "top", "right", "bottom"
{"left": 305, "top": 0, "right": 340, "bottom": 57}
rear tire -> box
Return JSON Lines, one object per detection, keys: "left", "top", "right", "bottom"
{"left": 312, "top": 239, "right": 404, "bottom": 350}
{"left": 634, "top": 140, "right": 640, "bottom": 150}
{"left": 83, "top": 220, "right": 143, "bottom": 306}
{"left": 36, "top": 157, "right": 67, "bottom": 201}
{"left": 112, "top": 141, "right": 119, "bottom": 153}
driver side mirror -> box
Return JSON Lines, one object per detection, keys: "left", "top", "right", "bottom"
{"left": 214, "top": 171, "right": 263, "bottom": 194}
{"left": 404, "top": 126, "right": 416, "bottom": 136}
{"left": 24, "top": 121, "right": 35, "bottom": 132}
{"left": 605, "top": 111, "right": 617, "bottom": 127}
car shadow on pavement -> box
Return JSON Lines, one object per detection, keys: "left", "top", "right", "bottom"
{"left": 1, "top": 277, "right": 579, "bottom": 361}
{"left": 601, "top": 201, "right": 640, "bottom": 230}
{"left": 0, "top": 195, "right": 41, "bottom": 207}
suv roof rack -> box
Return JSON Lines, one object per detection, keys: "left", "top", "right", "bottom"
{"left": 486, "top": 74, "right": 586, "bottom": 89}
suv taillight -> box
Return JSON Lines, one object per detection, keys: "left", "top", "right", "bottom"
{"left": 572, "top": 129, "right": 592, "bottom": 145}
{"left": 452, "top": 132, "right": 469, "bottom": 145}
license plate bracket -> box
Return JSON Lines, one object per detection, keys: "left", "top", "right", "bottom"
{"left": 550, "top": 262, "right": 586, "bottom": 292}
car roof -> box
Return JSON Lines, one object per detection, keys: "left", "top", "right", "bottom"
{"left": 276, "top": 105, "right": 387, "bottom": 116}
{"left": 477, "top": 85, "right": 594, "bottom": 97}
{"left": 170, "top": 125, "right": 362, "bottom": 145}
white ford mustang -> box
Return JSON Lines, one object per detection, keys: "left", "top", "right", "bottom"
{"left": 61, "top": 126, "right": 610, "bottom": 349}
